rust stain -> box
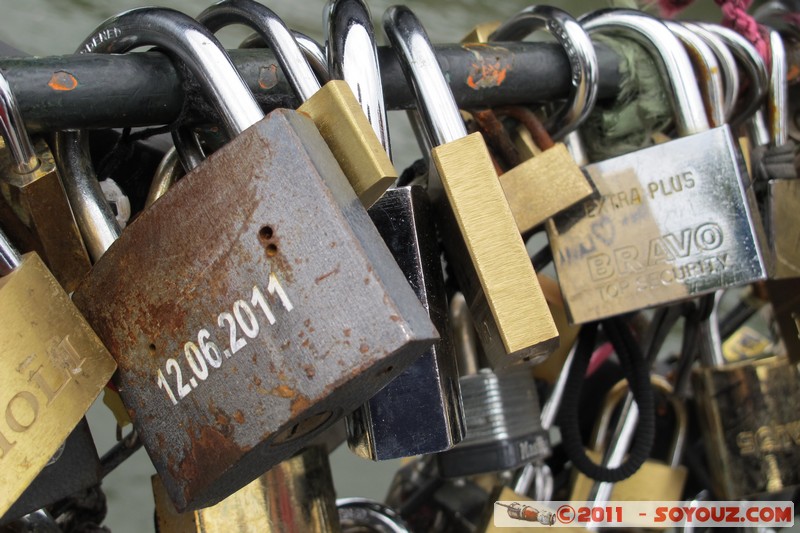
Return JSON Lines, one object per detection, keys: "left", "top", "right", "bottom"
{"left": 303, "top": 364, "right": 315, "bottom": 379}
{"left": 390, "top": 314, "right": 401, "bottom": 322}
{"left": 290, "top": 395, "right": 312, "bottom": 416}
{"left": 315, "top": 265, "right": 340, "bottom": 284}
{"left": 233, "top": 410, "right": 245, "bottom": 424}
{"left": 272, "top": 384, "right": 295, "bottom": 398}
{"left": 48, "top": 71, "right": 78, "bottom": 91}
{"left": 463, "top": 45, "right": 512, "bottom": 90}
{"left": 257, "top": 64, "right": 278, "bottom": 90}
{"left": 364, "top": 277, "right": 370, "bottom": 285}
{"left": 343, "top": 329, "right": 351, "bottom": 338}
{"left": 359, "top": 343, "right": 369, "bottom": 354}
{"left": 173, "top": 424, "right": 248, "bottom": 508}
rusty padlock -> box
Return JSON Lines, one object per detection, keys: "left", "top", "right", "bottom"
{"left": 66, "top": 7, "right": 436, "bottom": 511}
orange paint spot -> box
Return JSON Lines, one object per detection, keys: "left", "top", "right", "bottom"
{"left": 48, "top": 71, "right": 78, "bottom": 91}
{"left": 462, "top": 45, "right": 513, "bottom": 90}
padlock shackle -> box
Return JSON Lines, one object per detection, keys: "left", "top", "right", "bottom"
{"left": 767, "top": 29, "right": 788, "bottom": 147}
{"left": 198, "top": 0, "right": 322, "bottom": 103}
{"left": 0, "top": 71, "right": 38, "bottom": 174}
{"left": 701, "top": 24, "right": 768, "bottom": 128}
{"left": 580, "top": 9, "right": 710, "bottom": 136}
{"left": 383, "top": 5, "right": 468, "bottom": 147}
{"left": 77, "top": 7, "right": 262, "bottom": 137}
{"left": 0, "top": 225, "right": 22, "bottom": 274}
{"left": 327, "top": 0, "right": 392, "bottom": 159}
{"left": 683, "top": 22, "right": 740, "bottom": 123}
{"left": 490, "top": 5, "right": 599, "bottom": 141}
{"left": 239, "top": 30, "right": 331, "bottom": 85}
{"left": 53, "top": 131, "right": 121, "bottom": 261}
{"left": 665, "top": 21, "right": 725, "bottom": 128}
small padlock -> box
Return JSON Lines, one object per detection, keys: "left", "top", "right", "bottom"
{"left": 67, "top": 8, "right": 436, "bottom": 511}
{"left": 0, "top": 71, "right": 90, "bottom": 292}
{"left": 0, "top": 418, "right": 101, "bottom": 526}
{"left": 346, "top": 186, "right": 465, "bottom": 459}
{"left": 384, "top": 6, "right": 558, "bottom": 369}
{"left": 436, "top": 294, "right": 549, "bottom": 477}
{"left": 0, "top": 226, "right": 115, "bottom": 518}
{"left": 570, "top": 375, "right": 689, "bottom": 501}
{"left": 486, "top": 6, "right": 598, "bottom": 233}
{"left": 153, "top": 445, "right": 340, "bottom": 532}
{"left": 530, "top": 274, "right": 581, "bottom": 384}
{"left": 693, "top": 352, "right": 800, "bottom": 498}
{"left": 197, "top": 0, "right": 396, "bottom": 209}
{"left": 548, "top": 9, "right": 768, "bottom": 324}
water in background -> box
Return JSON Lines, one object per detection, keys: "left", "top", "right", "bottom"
{"left": 0, "top": 1, "right": 725, "bottom": 531}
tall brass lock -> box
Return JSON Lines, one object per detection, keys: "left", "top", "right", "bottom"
{"left": 0, "top": 72, "right": 90, "bottom": 292}
{"left": 693, "top": 353, "right": 800, "bottom": 498}
{"left": 0, "top": 227, "right": 115, "bottom": 518}
{"left": 384, "top": 5, "right": 558, "bottom": 369}
{"left": 67, "top": 8, "right": 436, "bottom": 511}
{"left": 571, "top": 376, "right": 688, "bottom": 501}
{"left": 548, "top": 9, "right": 767, "bottom": 324}
{"left": 197, "top": 0, "right": 396, "bottom": 209}
{"left": 484, "top": 6, "right": 598, "bottom": 233}
{"left": 153, "top": 446, "right": 340, "bottom": 533}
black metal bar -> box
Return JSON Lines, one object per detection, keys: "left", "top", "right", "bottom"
{"left": 0, "top": 42, "right": 621, "bottom": 132}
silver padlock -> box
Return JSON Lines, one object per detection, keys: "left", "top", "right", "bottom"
{"left": 436, "top": 294, "right": 549, "bottom": 478}
{"left": 548, "top": 9, "right": 768, "bottom": 324}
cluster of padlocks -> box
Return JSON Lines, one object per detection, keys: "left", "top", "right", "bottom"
{"left": 1, "top": 0, "right": 799, "bottom": 531}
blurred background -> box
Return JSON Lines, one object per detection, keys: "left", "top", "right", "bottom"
{"left": 0, "top": 0, "right": 728, "bottom": 531}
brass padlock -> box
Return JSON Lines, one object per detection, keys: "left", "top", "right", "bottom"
{"left": 486, "top": 6, "right": 598, "bottom": 233}
{"left": 571, "top": 375, "right": 688, "bottom": 501}
{"left": 197, "top": 0, "right": 396, "bottom": 209}
{"left": 531, "top": 274, "right": 581, "bottom": 384}
{"left": 693, "top": 353, "right": 800, "bottom": 498}
{"left": 0, "top": 72, "right": 90, "bottom": 292}
{"left": 153, "top": 446, "right": 340, "bottom": 532}
{"left": 0, "top": 227, "right": 115, "bottom": 517}
{"left": 68, "top": 8, "right": 436, "bottom": 511}
{"left": 548, "top": 10, "right": 767, "bottom": 324}
{"left": 384, "top": 5, "right": 558, "bottom": 369}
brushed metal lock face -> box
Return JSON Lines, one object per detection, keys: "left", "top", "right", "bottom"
{"left": 72, "top": 109, "right": 437, "bottom": 512}
{"left": 548, "top": 127, "right": 767, "bottom": 323}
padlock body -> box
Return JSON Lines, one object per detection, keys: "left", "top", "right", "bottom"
{"left": 298, "top": 80, "right": 397, "bottom": 208}
{"left": 548, "top": 126, "right": 767, "bottom": 323}
{"left": 153, "top": 446, "right": 339, "bottom": 533}
{"left": 0, "top": 138, "right": 90, "bottom": 292}
{"left": 764, "top": 179, "right": 800, "bottom": 279}
{"left": 500, "top": 142, "right": 594, "bottom": 233}
{"left": 0, "top": 253, "right": 115, "bottom": 517}
{"left": 347, "top": 186, "right": 465, "bottom": 459}
{"left": 570, "top": 450, "right": 687, "bottom": 501}
{"left": 437, "top": 369, "right": 549, "bottom": 477}
{"left": 693, "top": 355, "right": 800, "bottom": 499}
{"left": 73, "top": 109, "right": 437, "bottom": 511}
{"left": 0, "top": 418, "right": 100, "bottom": 525}
{"left": 431, "top": 132, "right": 558, "bottom": 368}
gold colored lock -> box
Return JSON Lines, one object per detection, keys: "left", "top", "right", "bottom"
{"left": 153, "top": 446, "right": 340, "bottom": 532}
{"left": 0, "top": 71, "right": 90, "bottom": 292}
{"left": 531, "top": 274, "right": 581, "bottom": 383}
{"left": 463, "top": 8, "right": 597, "bottom": 234}
{"left": 570, "top": 376, "right": 688, "bottom": 502}
{"left": 0, "top": 239, "right": 116, "bottom": 517}
{"left": 387, "top": 7, "right": 558, "bottom": 369}
{"left": 693, "top": 353, "right": 800, "bottom": 499}
{"left": 198, "top": 5, "right": 396, "bottom": 209}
